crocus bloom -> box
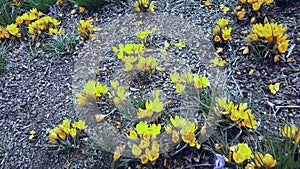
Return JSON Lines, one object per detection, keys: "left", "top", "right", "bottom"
{"left": 232, "top": 143, "right": 253, "bottom": 164}
{"left": 214, "top": 154, "right": 225, "bottom": 169}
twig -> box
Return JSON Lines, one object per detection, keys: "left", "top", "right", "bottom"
{"left": 231, "top": 75, "right": 243, "bottom": 97}
{"left": 286, "top": 43, "right": 295, "bottom": 59}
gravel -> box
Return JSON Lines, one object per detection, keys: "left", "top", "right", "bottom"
{"left": 0, "top": 0, "right": 299, "bottom": 168}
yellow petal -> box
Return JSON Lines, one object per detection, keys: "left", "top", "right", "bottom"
{"left": 28, "top": 135, "right": 34, "bottom": 140}
{"left": 249, "top": 69, "right": 255, "bottom": 75}
{"left": 204, "top": 0, "right": 211, "bottom": 6}
{"left": 175, "top": 83, "right": 185, "bottom": 93}
{"left": 114, "top": 150, "right": 121, "bottom": 161}
{"left": 174, "top": 39, "right": 186, "bottom": 48}
{"left": 79, "top": 7, "right": 85, "bottom": 13}
{"left": 170, "top": 73, "right": 180, "bottom": 83}
{"left": 129, "top": 130, "right": 138, "bottom": 140}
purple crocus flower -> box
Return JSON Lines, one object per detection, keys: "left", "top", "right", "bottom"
{"left": 214, "top": 154, "right": 225, "bottom": 169}
{"left": 49, "top": 6, "right": 56, "bottom": 16}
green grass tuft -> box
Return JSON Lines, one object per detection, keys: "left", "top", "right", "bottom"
{"left": 44, "top": 31, "right": 77, "bottom": 58}
{"left": 69, "top": 0, "right": 126, "bottom": 10}
{"left": 0, "top": 0, "right": 21, "bottom": 26}
{"left": 23, "top": 0, "right": 57, "bottom": 13}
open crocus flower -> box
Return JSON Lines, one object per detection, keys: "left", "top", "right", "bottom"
{"left": 214, "top": 154, "right": 225, "bottom": 169}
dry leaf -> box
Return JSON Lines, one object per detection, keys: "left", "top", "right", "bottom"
{"left": 286, "top": 57, "right": 293, "bottom": 62}
{"left": 95, "top": 114, "right": 107, "bottom": 122}
{"left": 242, "top": 46, "right": 249, "bottom": 55}
{"left": 250, "top": 17, "right": 257, "bottom": 24}
{"left": 71, "top": 9, "right": 77, "bottom": 15}
{"left": 36, "top": 42, "right": 41, "bottom": 48}
{"left": 216, "top": 47, "right": 223, "bottom": 53}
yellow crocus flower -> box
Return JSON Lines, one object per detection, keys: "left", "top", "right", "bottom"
{"left": 222, "top": 27, "right": 232, "bottom": 41}
{"left": 217, "top": 18, "right": 229, "bottom": 28}
{"left": 139, "top": 139, "right": 150, "bottom": 149}
{"left": 213, "top": 26, "right": 220, "bottom": 34}
{"left": 232, "top": 143, "right": 253, "bottom": 164}
{"left": 140, "top": 154, "right": 148, "bottom": 164}
{"left": 277, "top": 41, "right": 289, "bottom": 53}
{"left": 73, "top": 120, "right": 88, "bottom": 130}
{"left": 6, "top": 24, "right": 21, "bottom": 37}
{"left": 214, "top": 35, "right": 221, "bottom": 42}
{"left": 136, "top": 121, "right": 148, "bottom": 135}
{"left": 135, "top": 1, "right": 141, "bottom": 12}
{"left": 141, "top": 0, "right": 149, "bottom": 7}
{"left": 175, "top": 83, "right": 185, "bottom": 93}
{"left": 132, "top": 144, "right": 142, "bottom": 157}
{"left": 149, "top": 1, "right": 156, "bottom": 12}
{"left": 252, "top": 2, "right": 261, "bottom": 11}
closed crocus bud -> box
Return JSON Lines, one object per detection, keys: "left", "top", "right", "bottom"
{"left": 274, "top": 55, "right": 280, "bottom": 63}
{"left": 263, "top": 154, "right": 276, "bottom": 168}
{"left": 250, "top": 17, "right": 257, "bottom": 24}
{"left": 235, "top": 5, "right": 242, "bottom": 10}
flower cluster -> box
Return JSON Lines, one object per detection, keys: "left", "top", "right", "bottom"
{"left": 1, "top": 8, "right": 44, "bottom": 39}
{"left": 125, "top": 121, "right": 161, "bottom": 164}
{"left": 134, "top": 0, "right": 156, "bottom": 13}
{"left": 112, "top": 43, "right": 157, "bottom": 72}
{"left": 213, "top": 18, "right": 232, "bottom": 43}
{"left": 28, "top": 16, "right": 63, "bottom": 35}
{"left": 215, "top": 98, "right": 257, "bottom": 129}
{"left": 165, "top": 115, "right": 201, "bottom": 148}
{"left": 48, "top": 119, "right": 87, "bottom": 146}
{"left": 248, "top": 23, "right": 289, "bottom": 54}
{"left": 138, "top": 91, "right": 164, "bottom": 119}
{"left": 226, "top": 143, "right": 277, "bottom": 168}
{"left": 75, "top": 80, "right": 109, "bottom": 106}
{"left": 16, "top": 8, "right": 43, "bottom": 25}
{"left": 170, "top": 72, "right": 209, "bottom": 93}
{"left": 110, "top": 80, "right": 128, "bottom": 105}
{"left": 234, "top": 0, "right": 274, "bottom": 22}
{"left": 77, "top": 19, "right": 95, "bottom": 40}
